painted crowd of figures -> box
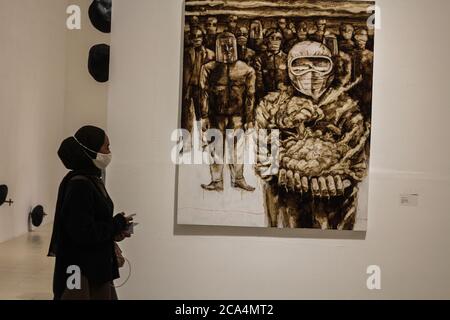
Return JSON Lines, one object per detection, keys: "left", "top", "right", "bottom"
{"left": 182, "top": 15, "right": 373, "bottom": 132}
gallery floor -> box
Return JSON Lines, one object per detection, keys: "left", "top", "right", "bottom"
{"left": 0, "top": 224, "right": 54, "bottom": 300}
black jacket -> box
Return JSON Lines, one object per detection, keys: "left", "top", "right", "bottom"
{"left": 51, "top": 173, "right": 126, "bottom": 300}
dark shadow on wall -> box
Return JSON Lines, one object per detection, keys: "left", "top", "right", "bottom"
{"left": 173, "top": 222, "right": 366, "bottom": 240}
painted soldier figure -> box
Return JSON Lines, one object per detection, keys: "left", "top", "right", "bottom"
{"left": 236, "top": 27, "right": 256, "bottom": 67}
{"left": 296, "top": 21, "right": 309, "bottom": 42}
{"left": 277, "top": 18, "right": 296, "bottom": 53}
{"left": 182, "top": 28, "right": 215, "bottom": 133}
{"left": 338, "top": 23, "right": 356, "bottom": 54}
{"left": 200, "top": 33, "right": 256, "bottom": 192}
{"left": 285, "top": 21, "right": 309, "bottom": 51}
{"left": 351, "top": 28, "right": 374, "bottom": 119}
{"left": 311, "top": 18, "right": 328, "bottom": 43}
{"left": 225, "top": 15, "right": 239, "bottom": 35}
{"left": 323, "top": 34, "right": 353, "bottom": 88}
{"left": 204, "top": 17, "right": 218, "bottom": 52}
{"left": 255, "top": 29, "right": 290, "bottom": 100}
{"left": 248, "top": 20, "right": 264, "bottom": 53}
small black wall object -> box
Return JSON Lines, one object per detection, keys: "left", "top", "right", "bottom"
{"left": 29, "top": 205, "right": 47, "bottom": 228}
{"left": 89, "top": 0, "right": 112, "bottom": 33}
{"left": 0, "top": 185, "right": 13, "bottom": 207}
{"left": 88, "top": 44, "right": 110, "bottom": 83}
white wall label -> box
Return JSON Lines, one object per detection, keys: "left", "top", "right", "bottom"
{"left": 400, "top": 194, "right": 419, "bottom": 207}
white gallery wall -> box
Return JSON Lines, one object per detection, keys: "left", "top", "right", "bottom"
{"left": 0, "top": 0, "right": 68, "bottom": 243}
{"left": 106, "top": 0, "right": 450, "bottom": 299}
{"left": 0, "top": 0, "right": 111, "bottom": 243}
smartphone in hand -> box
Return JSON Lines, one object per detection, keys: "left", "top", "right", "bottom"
{"left": 126, "top": 222, "right": 139, "bottom": 234}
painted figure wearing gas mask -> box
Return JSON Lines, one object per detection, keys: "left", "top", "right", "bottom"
{"left": 225, "top": 15, "right": 239, "bottom": 35}
{"left": 254, "top": 41, "right": 370, "bottom": 230}
{"left": 277, "top": 18, "right": 295, "bottom": 52}
{"left": 296, "top": 21, "right": 309, "bottom": 42}
{"left": 311, "top": 19, "right": 328, "bottom": 43}
{"left": 339, "top": 23, "right": 356, "bottom": 54}
{"left": 289, "top": 42, "right": 335, "bottom": 100}
{"left": 351, "top": 28, "right": 374, "bottom": 120}
{"left": 182, "top": 28, "right": 215, "bottom": 133}
{"left": 199, "top": 33, "right": 256, "bottom": 192}
{"left": 255, "top": 29, "right": 290, "bottom": 100}
{"left": 204, "top": 17, "right": 218, "bottom": 52}
{"left": 323, "top": 34, "right": 353, "bottom": 88}
{"left": 190, "top": 16, "right": 201, "bottom": 30}
{"left": 285, "top": 21, "right": 308, "bottom": 51}
{"left": 184, "top": 16, "right": 202, "bottom": 47}
{"left": 236, "top": 27, "right": 256, "bottom": 66}
{"left": 249, "top": 20, "right": 264, "bottom": 53}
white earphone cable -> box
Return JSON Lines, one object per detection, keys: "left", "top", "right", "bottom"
{"left": 111, "top": 257, "right": 132, "bottom": 288}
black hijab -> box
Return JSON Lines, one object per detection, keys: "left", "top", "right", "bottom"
{"left": 48, "top": 126, "right": 106, "bottom": 257}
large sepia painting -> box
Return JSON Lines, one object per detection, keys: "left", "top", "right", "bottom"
{"left": 176, "top": 0, "right": 375, "bottom": 231}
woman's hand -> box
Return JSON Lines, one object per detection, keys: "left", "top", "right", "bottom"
{"left": 124, "top": 213, "right": 134, "bottom": 225}
{"left": 114, "top": 230, "right": 131, "bottom": 242}
{"left": 113, "top": 213, "right": 134, "bottom": 242}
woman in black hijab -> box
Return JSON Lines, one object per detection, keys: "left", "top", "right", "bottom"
{"left": 48, "top": 125, "right": 132, "bottom": 300}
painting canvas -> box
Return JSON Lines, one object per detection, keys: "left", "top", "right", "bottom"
{"left": 176, "top": 0, "right": 375, "bottom": 231}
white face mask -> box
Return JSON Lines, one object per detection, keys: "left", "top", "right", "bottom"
{"left": 73, "top": 136, "right": 112, "bottom": 169}
{"left": 93, "top": 152, "right": 112, "bottom": 170}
